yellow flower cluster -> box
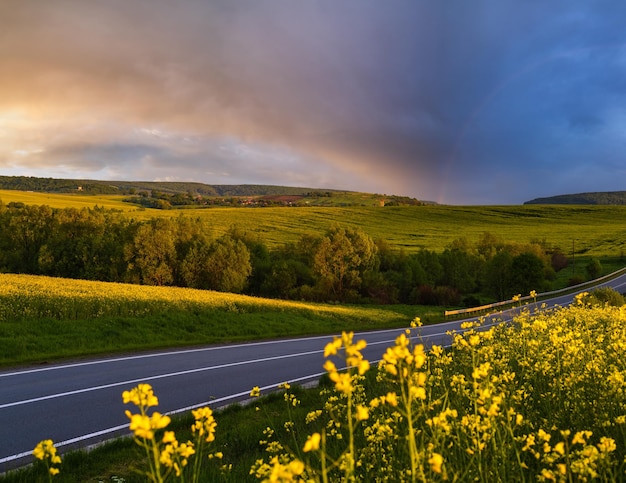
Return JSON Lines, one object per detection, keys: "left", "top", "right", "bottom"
{"left": 323, "top": 331, "right": 369, "bottom": 395}
{"left": 380, "top": 333, "right": 427, "bottom": 403}
{"left": 159, "top": 432, "right": 195, "bottom": 477}
{"left": 126, "top": 411, "right": 171, "bottom": 440}
{"left": 191, "top": 406, "right": 217, "bottom": 443}
{"left": 280, "top": 303, "right": 626, "bottom": 481}
{"left": 32, "top": 439, "right": 61, "bottom": 478}
{"left": 252, "top": 456, "right": 306, "bottom": 482}
{"left": 122, "top": 382, "right": 159, "bottom": 408}
{"left": 120, "top": 383, "right": 221, "bottom": 481}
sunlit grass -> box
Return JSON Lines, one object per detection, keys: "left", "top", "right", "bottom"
{"left": 0, "top": 189, "right": 136, "bottom": 212}
{"left": 0, "top": 273, "right": 424, "bottom": 367}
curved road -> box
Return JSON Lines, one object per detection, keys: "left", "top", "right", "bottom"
{"left": 2, "top": 272, "right": 626, "bottom": 471}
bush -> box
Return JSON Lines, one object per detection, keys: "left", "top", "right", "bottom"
{"left": 568, "top": 275, "right": 585, "bottom": 286}
{"left": 550, "top": 250, "right": 569, "bottom": 272}
{"left": 586, "top": 258, "right": 603, "bottom": 280}
{"left": 581, "top": 287, "right": 625, "bottom": 307}
{"left": 462, "top": 295, "right": 482, "bottom": 308}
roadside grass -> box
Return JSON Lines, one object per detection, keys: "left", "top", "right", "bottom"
{"left": 2, "top": 189, "right": 626, "bottom": 255}
{"left": 0, "top": 273, "right": 430, "bottom": 368}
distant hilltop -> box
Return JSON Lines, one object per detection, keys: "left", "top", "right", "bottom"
{"left": 525, "top": 191, "right": 626, "bottom": 205}
{"left": 0, "top": 174, "right": 325, "bottom": 196}
{"left": 0, "top": 175, "right": 425, "bottom": 208}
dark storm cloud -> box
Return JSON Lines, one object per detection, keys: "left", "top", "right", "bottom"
{"left": 2, "top": 1, "right": 626, "bottom": 203}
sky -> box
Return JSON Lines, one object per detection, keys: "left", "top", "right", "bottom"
{"left": 1, "top": 1, "right": 626, "bottom": 205}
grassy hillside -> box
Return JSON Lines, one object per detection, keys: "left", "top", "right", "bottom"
{"left": 2, "top": 189, "right": 626, "bottom": 257}
{"left": 525, "top": 190, "right": 626, "bottom": 205}
{"left": 0, "top": 189, "right": 135, "bottom": 211}
{"left": 0, "top": 175, "right": 401, "bottom": 201}
{"left": 0, "top": 273, "right": 421, "bottom": 367}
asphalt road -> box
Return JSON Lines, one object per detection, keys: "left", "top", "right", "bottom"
{"left": 2, "top": 271, "right": 626, "bottom": 471}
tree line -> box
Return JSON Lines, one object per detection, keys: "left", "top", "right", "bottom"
{"left": 0, "top": 201, "right": 591, "bottom": 306}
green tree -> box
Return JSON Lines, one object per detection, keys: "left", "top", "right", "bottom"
{"left": 6, "top": 204, "right": 54, "bottom": 273}
{"left": 586, "top": 258, "right": 602, "bottom": 280}
{"left": 476, "top": 232, "right": 504, "bottom": 260}
{"left": 37, "top": 207, "right": 112, "bottom": 279}
{"left": 484, "top": 250, "right": 514, "bottom": 300}
{"left": 182, "top": 235, "right": 251, "bottom": 293}
{"left": 414, "top": 249, "right": 443, "bottom": 287}
{"left": 259, "top": 259, "right": 299, "bottom": 299}
{"left": 510, "top": 252, "right": 546, "bottom": 296}
{"left": 126, "top": 219, "right": 177, "bottom": 286}
{"left": 226, "top": 225, "right": 271, "bottom": 295}
{"left": 312, "top": 226, "right": 378, "bottom": 301}
{"left": 438, "top": 248, "right": 481, "bottom": 294}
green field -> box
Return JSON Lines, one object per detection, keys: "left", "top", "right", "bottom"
{"left": 2, "top": 189, "right": 626, "bottom": 257}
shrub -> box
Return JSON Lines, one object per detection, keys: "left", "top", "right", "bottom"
{"left": 580, "top": 287, "right": 625, "bottom": 307}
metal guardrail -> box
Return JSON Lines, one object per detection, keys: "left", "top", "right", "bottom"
{"left": 444, "top": 265, "right": 626, "bottom": 318}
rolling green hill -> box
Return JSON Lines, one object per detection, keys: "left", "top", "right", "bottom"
{"left": 0, "top": 174, "right": 358, "bottom": 196}
{"left": 0, "top": 175, "right": 423, "bottom": 208}
{"left": 525, "top": 191, "right": 626, "bottom": 205}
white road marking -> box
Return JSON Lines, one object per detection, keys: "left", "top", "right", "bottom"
{"left": 0, "top": 326, "right": 425, "bottom": 378}
{"left": 0, "top": 349, "right": 322, "bottom": 409}
{"left": 0, "top": 370, "right": 328, "bottom": 465}
{"left": 0, "top": 328, "right": 457, "bottom": 409}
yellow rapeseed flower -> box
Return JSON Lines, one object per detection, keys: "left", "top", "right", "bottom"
{"left": 572, "top": 430, "right": 592, "bottom": 445}
{"left": 597, "top": 437, "right": 616, "bottom": 453}
{"left": 356, "top": 405, "right": 369, "bottom": 421}
{"left": 192, "top": 406, "right": 217, "bottom": 442}
{"left": 263, "top": 456, "right": 305, "bottom": 482}
{"left": 324, "top": 337, "right": 342, "bottom": 357}
{"left": 33, "top": 439, "right": 62, "bottom": 477}
{"left": 125, "top": 411, "right": 171, "bottom": 440}
{"left": 122, "top": 383, "right": 159, "bottom": 408}
{"left": 384, "top": 392, "right": 398, "bottom": 407}
{"left": 162, "top": 431, "right": 176, "bottom": 444}
{"left": 303, "top": 432, "right": 321, "bottom": 452}
{"left": 469, "top": 334, "right": 481, "bottom": 347}
{"left": 429, "top": 453, "right": 444, "bottom": 473}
